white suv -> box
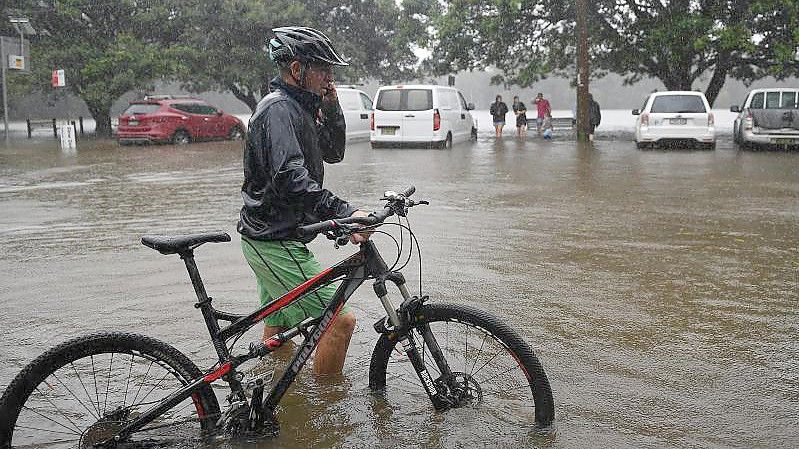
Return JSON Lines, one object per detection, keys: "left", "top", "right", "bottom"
{"left": 336, "top": 86, "right": 374, "bottom": 142}
{"left": 633, "top": 91, "right": 716, "bottom": 150}
{"left": 370, "top": 85, "right": 476, "bottom": 148}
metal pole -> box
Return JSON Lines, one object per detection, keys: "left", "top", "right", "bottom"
{"left": 575, "top": 0, "right": 590, "bottom": 142}
{"left": 1, "top": 37, "right": 9, "bottom": 141}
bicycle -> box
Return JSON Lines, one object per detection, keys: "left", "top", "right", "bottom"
{"left": 0, "top": 186, "right": 554, "bottom": 448}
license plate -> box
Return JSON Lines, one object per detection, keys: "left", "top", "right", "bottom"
{"left": 381, "top": 127, "right": 397, "bottom": 136}
{"left": 772, "top": 138, "right": 795, "bottom": 144}
{"left": 669, "top": 118, "right": 687, "bottom": 125}
{"left": 128, "top": 120, "right": 139, "bottom": 126}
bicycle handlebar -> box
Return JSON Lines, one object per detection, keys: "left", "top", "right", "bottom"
{"left": 296, "top": 185, "right": 417, "bottom": 237}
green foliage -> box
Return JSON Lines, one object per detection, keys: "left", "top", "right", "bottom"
{"left": 178, "top": 0, "right": 425, "bottom": 110}
{"left": 431, "top": 0, "right": 799, "bottom": 105}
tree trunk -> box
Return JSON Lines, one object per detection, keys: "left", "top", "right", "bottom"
{"left": 87, "top": 104, "right": 112, "bottom": 137}
{"left": 704, "top": 54, "right": 730, "bottom": 107}
{"left": 229, "top": 84, "right": 258, "bottom": 112}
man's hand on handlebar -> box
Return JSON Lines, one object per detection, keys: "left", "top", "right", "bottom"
{"left": 349, "top": 210, "right": 372, "bottom": 244}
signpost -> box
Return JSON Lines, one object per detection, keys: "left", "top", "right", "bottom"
{"left": 2, "top": 18, "right": 35, "bottom": 141}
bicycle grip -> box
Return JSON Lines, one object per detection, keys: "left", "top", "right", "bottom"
{"left": 297, "top": 220, "right": 337, "bottom": 237}
{"left": 402, "top": 185, "right": 416, "bottom": 197}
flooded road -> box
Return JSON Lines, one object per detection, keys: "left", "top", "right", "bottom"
{"left": 1, "top": 134, "right": 797, "bottom": 448}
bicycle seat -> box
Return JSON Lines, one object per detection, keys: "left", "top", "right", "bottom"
{"left": 141, "top": 231, "right": 231, "bottom": 255}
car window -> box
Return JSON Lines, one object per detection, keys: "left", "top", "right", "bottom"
{"left": 458, "top": 92, "right": 468, "bottom": 110}
{"left": 406, "top": 90, "right": 433, "bottom": 111}
{"left": 376, "top": 89, "right": 433, "bottom": 111}
{"left": 123, "top": 104, "right": 160, "bottom": 115}
{"left": 444, "top": 90, "right": 459, "bottom": 109}
{"left": 172, "top": 103, "right": 195, "bottom": 114}
{"left": 194, "top": 104, "right": 217, "bottom": 115}
{"left": 338, "top": 91, "right": 361, "bottom": 111}
{"left": 765, "top": 92, "right": 781, "bottom": 109}
{"left": 650, "top": 95, "right": 706, "bottom": 113}
{"left": 360, "top": 93, "right": 373, "bottom": 111}
{"left": 376, "top": 90, "right": 402, "bottom": 110}
{"left": 779, "top": 92, "right": 797, "bottom": 109}
{"left": 749, "top": 92, "right": 764, "bottom": 109}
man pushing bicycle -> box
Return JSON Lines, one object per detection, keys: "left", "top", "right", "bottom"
{"left": 238, "top": 26, "right": 369, "bottom": 375}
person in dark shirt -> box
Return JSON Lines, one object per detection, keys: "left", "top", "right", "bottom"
{"left": 512, "top": 96, "right": 528, "bottom": 137}
{"left": 587, "top": 93, "right": 602, "bottom": 141}
{"left": 238, "top": 26, "right": 369, "bottom": 375}
{"left": 490, "top": 95, "right": 509, "bottom": 137}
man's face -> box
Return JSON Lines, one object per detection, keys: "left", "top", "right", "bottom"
{"left": 304, "top": 61, "right": 334, "bottom": 96}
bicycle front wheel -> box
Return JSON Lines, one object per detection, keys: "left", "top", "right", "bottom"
{"left": 369, "top": 303, "right": 554, "bottom": 432}
{"left": 0, "top": 332, "right": 220, "bottom": 448}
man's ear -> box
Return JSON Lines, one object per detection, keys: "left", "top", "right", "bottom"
{"left": 289, "top": 60, "right": 302, "bottom": 79}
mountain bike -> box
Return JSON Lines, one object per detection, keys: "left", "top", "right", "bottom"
{"left": 0, "top": 186, "right": 554, "bottom": 448}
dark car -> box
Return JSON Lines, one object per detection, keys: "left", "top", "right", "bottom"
{"left": 116, "top": 96, "right": 245, "bottom": 145}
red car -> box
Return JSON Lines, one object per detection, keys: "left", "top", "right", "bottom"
{"left": 116, "top": 96, "right": 245, "bottom": 145}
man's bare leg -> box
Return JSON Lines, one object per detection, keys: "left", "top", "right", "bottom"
{"left": 313, "top": 311, "right": 356, "bottom": 375}
{"left": 263, "top": 312, "right": 356, "bottom": 375}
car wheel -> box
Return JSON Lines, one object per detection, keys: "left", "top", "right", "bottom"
{"left": 172, "top": 130, "right": 190, "bottom": 145}
{"left": 635, "top": 141, "right": 646, "bottom": 149}
{"left": 228, "top": 126, "right": 244, "bottom": 140}
{"left": 470, "top": 127, "right": 478, "bottom": 141}
{"left": 444, "top": 133, "right": 453, "bottom": 149}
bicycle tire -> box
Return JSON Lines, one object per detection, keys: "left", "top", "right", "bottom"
{"left": 369, "top": 303, "right": 554, "bottom": 429}
{"left": 0, "top": 332, "right": 220, "bottom": 448}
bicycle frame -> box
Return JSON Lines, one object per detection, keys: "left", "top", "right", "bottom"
{"left": 111, "top": 238, "right": 446, "bottom": 439}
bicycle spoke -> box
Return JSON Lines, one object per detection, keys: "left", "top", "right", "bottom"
{"left": 70, "top": 361, "right": 101, "bottom": 417}
{"left": 123, "top": 352, "right": 135, "bottom": 410}
{"left": 130, "top": 360, "right": 155, "bottom": 406}
{"left": 103, "top": 352, "right": 115, "bottom": 416}
{"left": 469, "top": 332, "right": 488, "bottom": 377}
{"left": 90, "top": 355, "right": 100, "bottom": 417}
{"left": 20, "top": 400, "right": 82, "bottom": 436}
{"left": 49, "top": 371, "right": 100, "bottom": 421}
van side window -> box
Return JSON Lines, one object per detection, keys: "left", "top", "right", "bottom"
{"left": 749, "top": 92, "right": 764, "bottom": 109}
{"left": 780, "top": 91, "right": 797, "bottom": 109}
{"left": 765, "top": 92, "right": 781, "bottom": 109}
{"left": 359, "top": 93, "right": 373, "bottom": 111}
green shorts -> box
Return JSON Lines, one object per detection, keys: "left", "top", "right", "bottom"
{"left": 241, "top": 236, "right": 347, "bottom": 328}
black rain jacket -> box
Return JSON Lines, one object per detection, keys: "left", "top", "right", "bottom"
{"left": 238, "top": 77, "right": 356, "bottom": 243}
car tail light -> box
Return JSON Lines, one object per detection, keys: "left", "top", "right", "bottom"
{"left": 708, "top": 112, "right": 714, "bottom": 126}
{"left": 370, "top": 112, "right": 374, "bottom": 131}
{"left": 744, "top": 109, "right": 753, "bottom": 130}
{"left": 433, "top": 109, "right": 441, "bottom": 131}
{"left": 641, "top": 113, "right": 649, "bottom": 126}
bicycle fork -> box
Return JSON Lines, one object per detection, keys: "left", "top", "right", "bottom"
{"left": 373, "top": 273, "right": 454, "bottom": 410}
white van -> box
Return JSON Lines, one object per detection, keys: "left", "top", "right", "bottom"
{"left": 370, "top": 85, "right": 476, "bottom": 148}
{"left": 336, "top": 86, "right": 374, "bottom": 142}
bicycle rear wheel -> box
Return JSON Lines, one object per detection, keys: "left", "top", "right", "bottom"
{"left": 0, "top": 332, "right": 220, "bottom": 448}
{"left": 369, "top": 303, "right": 554, "bottom": 433}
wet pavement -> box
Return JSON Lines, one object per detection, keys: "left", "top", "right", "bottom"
{"left": 0, "top": 133, "right": 797, "bottom": 448}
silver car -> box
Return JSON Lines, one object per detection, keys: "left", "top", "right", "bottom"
{"left": 731, "top": 88, "right": 799, "bottom": 149}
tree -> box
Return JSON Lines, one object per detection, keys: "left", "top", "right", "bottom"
{"left": 12, "top": 0, "right": 191, "bottom": 136}
{"left": 431, "top": 0, "right": 799, "bottom": 106}
{"left": 179, "top": 0, "right": 426, "bottom": 111}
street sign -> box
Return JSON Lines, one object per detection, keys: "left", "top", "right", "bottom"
{"left": 52, "top": 69, "right": 66, "bottom": 87}
{"left": 8, "top": 54, "right": 24, "bottom": 70}
{"left": 0, "top": 37, "right": 30, "bottom": 73}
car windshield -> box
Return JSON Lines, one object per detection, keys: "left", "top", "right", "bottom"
{"left": 123, "top": 104, "right": 160, "bottom": 115}
{"left": 651, "top": 95, "right": 706, "bottom": 113}
{"left": 376, "top": 89, "right": 433, "bottom": 111}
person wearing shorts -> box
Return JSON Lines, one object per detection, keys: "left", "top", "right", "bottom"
{"left": 238, "top": 26, "right": 369, "bottom": 375}
{"left": 490, "top": 95, "right": 508, "bottom": 137}
{"left": 534, "top": 92, "right": 551, "bottom": 135}
{"left": 512, "top": 96, "right": 527, "bottom": 137}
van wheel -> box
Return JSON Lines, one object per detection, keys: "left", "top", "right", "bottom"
{"left": 172, "top": 130, "right": 191, "bottom": 145}
{"left": 470, "top": 127, "right": 478, "bottom": 141}
{"left": 443, "top": 133, "right": 453, "bottom": 149}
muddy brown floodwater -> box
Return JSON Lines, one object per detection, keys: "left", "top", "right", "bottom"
{"left": 0, "top": 134, "right": 797, "bottom": 448}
